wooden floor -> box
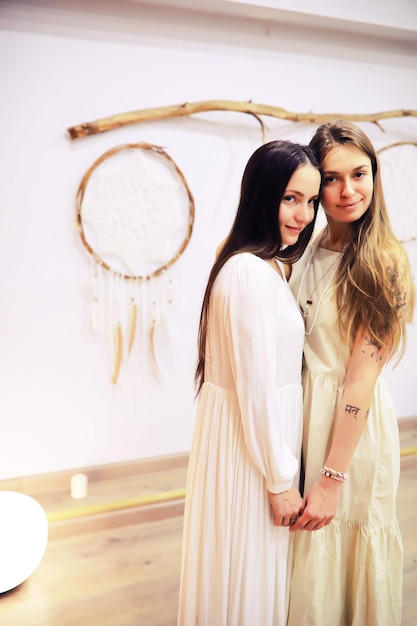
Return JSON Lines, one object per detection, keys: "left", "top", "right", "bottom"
{"left": 1, "top": 422, "right": 416, "bottom": 626}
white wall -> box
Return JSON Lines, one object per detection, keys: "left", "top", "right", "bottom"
{"left": 1, "top": 0, "right": 416, "bottom": 480}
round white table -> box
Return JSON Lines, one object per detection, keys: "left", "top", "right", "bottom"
{"left": 0, "top": 491, "right": 48, "bottom": 593}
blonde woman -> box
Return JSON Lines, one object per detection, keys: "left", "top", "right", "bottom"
{"left": 288, "top": 120, "right": 415, "bottom": 625}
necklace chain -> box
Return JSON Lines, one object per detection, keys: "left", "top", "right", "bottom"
{"left": 296, "top": 229, "right": 347, "bottom": 336}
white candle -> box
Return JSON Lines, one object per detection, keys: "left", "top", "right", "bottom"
{"left": 70, "top": 473, "right": 88, "bottom": 499}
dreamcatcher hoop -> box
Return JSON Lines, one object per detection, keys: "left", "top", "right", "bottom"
{"left": 76, "top": 142, "right": 195, "bottom": 280}
{"left": 377, "top": 141, "right": 417, "bottom": 154}
{"left": 377, "top": 141, "right": 417, "bottom": 247}
{"left": 75, "top": 143, "right": 195, "bottom": 383}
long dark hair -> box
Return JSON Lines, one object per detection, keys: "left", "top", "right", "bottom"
{"left": 195, "top": 140, "right": 320, "bottom": 394}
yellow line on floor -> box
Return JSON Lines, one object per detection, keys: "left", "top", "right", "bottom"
{"left": 47, "top": 488, "right": 186, "bottom": 523}
{"left": 401, "top": 446, "right": 417, "bottom": 457}
{"left": 46, "top": 446, "right": 416, "bottom": 524}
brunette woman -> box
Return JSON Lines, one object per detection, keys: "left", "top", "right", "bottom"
{"left": 178, "top": 140, "right": 321, "bottom": 626}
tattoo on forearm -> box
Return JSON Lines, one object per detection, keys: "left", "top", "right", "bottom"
{"left": 345, "top": 404, "right": 360, "bottom": 418}
{"left": 362, "top": 336, "right": 383, "bottom": 362}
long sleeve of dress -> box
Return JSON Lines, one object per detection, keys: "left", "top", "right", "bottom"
{"left": 213, "top": 254, "right": 302, "bottom": 493}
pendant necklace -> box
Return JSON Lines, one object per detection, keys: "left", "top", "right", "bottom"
{"left": 296, "top": 228, "right": 347, "bottom": 336}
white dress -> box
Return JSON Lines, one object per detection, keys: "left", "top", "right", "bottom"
{"left": 288, "top": 234, "right": 403, "bottom": 626}
{"left": 177, "top": 253, "right": 305, "bottom": 626}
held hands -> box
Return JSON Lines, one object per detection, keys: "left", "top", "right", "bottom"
{"left": 268, "top": 487, "right": 305, "bottom": 528}
{"left": 289, "top": 475, "right": 343, "bottom": 532}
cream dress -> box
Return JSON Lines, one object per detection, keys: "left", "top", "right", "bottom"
{"left": 177, "top": 253, "right": 305, "bottom": 626}
{"left": 288, "top": 232, "right": 403, "bottom": 626}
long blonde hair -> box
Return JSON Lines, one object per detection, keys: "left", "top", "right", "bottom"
{"left": 310, "top": 120, "right": 415, "bottom": 361}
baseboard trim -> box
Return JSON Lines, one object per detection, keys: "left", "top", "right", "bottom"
{"left": 398, "top": 415, "right": 417, "bottom": 431}
{"left": 0, "top": 452, "right": 190, "bottom": 495}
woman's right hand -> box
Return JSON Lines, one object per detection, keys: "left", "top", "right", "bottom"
{"left": 268, "top": 487, "right": 305, "bottom": 527}
{"left": 289, "top": 475, "right": 343, "bottom": 532}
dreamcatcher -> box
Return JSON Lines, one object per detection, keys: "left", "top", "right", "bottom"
{"left": 76, "top": 143, "right": 195, "bottom": 383}
{"left": 377, "top": 142, "right": 417, "bottom": 275}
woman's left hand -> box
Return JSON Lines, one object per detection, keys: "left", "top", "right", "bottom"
{"left": 268, "top": 487, "right": 305, "bottom": 527}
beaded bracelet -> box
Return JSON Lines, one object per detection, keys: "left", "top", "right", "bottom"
{"left": 320, "top": 465, "right": 348, "bottom": 482}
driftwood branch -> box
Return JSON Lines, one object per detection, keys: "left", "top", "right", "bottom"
{"left": 67, "top": 100, "right": 417, "bottom": 140}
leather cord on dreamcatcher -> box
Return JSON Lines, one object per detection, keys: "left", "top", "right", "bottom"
{"left": 75, "top": 142, "right": 195, "bottom": 383}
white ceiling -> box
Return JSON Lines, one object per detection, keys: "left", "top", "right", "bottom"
{"left": 127, "top": 0, "right": 417, "bottom": 44}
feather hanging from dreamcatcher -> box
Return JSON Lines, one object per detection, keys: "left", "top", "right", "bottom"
{"left": 127, "top": 279, "right": 139, "bottom": 355}
{"left": 149, "top": 271, "right": 174, "bottom": 380}
{"left": 75, "top": 142, "right": 195, "bottom": 384}
{"left": 111, "top": 273, "right": 124, "bottom": 385}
